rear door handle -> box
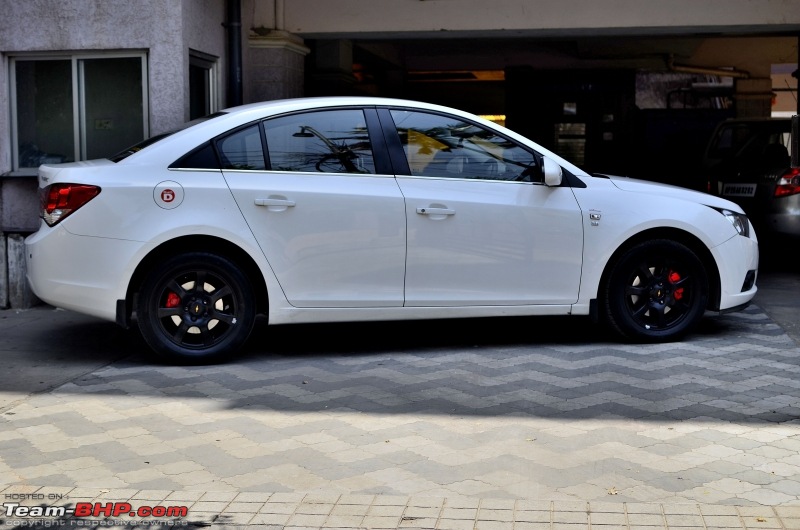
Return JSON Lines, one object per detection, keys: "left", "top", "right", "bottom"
{"left": 255, "top": 197, "right": 296, "bottom": 211}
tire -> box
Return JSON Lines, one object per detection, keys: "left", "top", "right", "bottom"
{"left": 136, "top": 252, "right": 256, "bottom": 364}
{"left": 603, "top": 239, "right": 708, "bottom": 342}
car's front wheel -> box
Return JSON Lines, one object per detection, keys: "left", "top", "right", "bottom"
{"left": 603, "top": 239, "right": 708, "bottom": 342}
{"left": 136, "top": 253, "right": 256, "bottom": 364}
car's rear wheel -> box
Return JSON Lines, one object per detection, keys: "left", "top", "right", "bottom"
{"left": 137, "top": 253, "right": 256, "bottom": 364}
{"left": 603, "top": 239, "right": 708, "bottom": 341}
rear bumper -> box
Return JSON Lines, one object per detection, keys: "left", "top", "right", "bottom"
{"left": 764, "top": 211, "right": 800, "bottom": 238}
{"left": 25, "top": 225, "right": 141, "bottom": 323}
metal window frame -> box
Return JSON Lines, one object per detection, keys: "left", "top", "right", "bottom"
{"left": 189, "top": 49, "right": 219, "bottom": 118}
{"left": 9, "top": 51, "right": 149, "bottom": 171}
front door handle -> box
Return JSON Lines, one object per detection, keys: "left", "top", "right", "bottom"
{"left": 416, "top": 206, "right": 455, "bottom": 221}
{"left": 416, "top": 207, "right": 455, "bottom": 216}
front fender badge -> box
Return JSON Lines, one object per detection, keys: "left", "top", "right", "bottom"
{"left": 154, "top": 181, "right": 184, "bottom": 210}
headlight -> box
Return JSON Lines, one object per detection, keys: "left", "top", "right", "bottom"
{"left": 714, "top": 208, "right": 750, "bottom": 238}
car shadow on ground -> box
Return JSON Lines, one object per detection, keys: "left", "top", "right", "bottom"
{"left": 239, "top": 311, "right": 736, "bottom": 359}
{"left": 1, "top": 294, "right": 792, "bottom": 425}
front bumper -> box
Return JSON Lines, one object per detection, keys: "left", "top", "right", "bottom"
{"left": 713, "top": 232, "right": 759, "bottom": 312}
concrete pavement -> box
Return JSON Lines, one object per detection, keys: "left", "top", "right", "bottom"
{"left": 1, "top": 268, "right": 800, "bottom": 528}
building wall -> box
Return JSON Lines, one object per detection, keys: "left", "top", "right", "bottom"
{"left": 275, "top": 0, "right": 800, "bottom": 37}
{"left": 0, "top": 0, "right": 189, "bottom": 158}
{"left": 0, "top": 0, "right": 227, "bottom": 308}
{"left": 183, "top": 0, "right": 228, "bottom": 115}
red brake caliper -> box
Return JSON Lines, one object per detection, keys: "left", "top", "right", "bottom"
{"left": 165, "top": 292, "right": 181, "bottom": 308}
{"left": 669, "top": 271, "right": 684, "bottom": 300}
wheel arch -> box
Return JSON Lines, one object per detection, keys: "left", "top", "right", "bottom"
{"left": 123, "top": 235, "right": 269, "bottom": 324}
{"left": 594, "top": 227, "right": 722, "bottom": 319}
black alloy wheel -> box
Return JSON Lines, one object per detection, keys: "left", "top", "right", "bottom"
{"left": 603, "top": 239, "right": 708, "bottom": 341}
{"left": 137, "top": 253, "right": 256, "bottom": 364}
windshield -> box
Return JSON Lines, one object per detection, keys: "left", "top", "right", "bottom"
{"left": 109, "top": 111, "right": 228, "bottom": 162}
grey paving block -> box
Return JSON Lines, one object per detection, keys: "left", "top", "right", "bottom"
{"left": 2, "top": 305, "right": 800, "bottom": 508}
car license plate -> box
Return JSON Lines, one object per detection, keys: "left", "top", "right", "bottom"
{"left": 722, "top": 183, "right": 757, "bottom": 197}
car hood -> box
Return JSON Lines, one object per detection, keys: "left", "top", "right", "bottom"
{"left": 602, "top": 174, "right": 744, "bottom": 212}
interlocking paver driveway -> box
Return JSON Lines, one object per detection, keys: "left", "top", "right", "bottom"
{"left": 1, "top": 302, "right": 799, "bottom": 507}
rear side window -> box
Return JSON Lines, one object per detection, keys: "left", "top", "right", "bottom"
{"left": 217, "top": 124, "right": 266, "bottom": 170}
{"left": 263, "top": 110, "right": 375, "bottom": 174}
{"left": 170, "top": 142, "right": 220, "bottom": 169}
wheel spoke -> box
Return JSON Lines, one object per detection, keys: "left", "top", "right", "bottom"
{"left": 635, "top": 262, "right": 655, "bottom": 283}
{"left": 625, "top": 284, "right": 648, "bottom": 298}
{"left": 651, "top": 304, "right": 668, "bottom": 327}
{"left": 199, "top": 325, "right": 215, "bottom": 347}
{"left": 171, "top": 321, "right": 190, "bottom": 343}
{"left": 630, "top": 301, "right": 650, "bottom": 320}
{"left": 194, "top": 270, "right": 208, "bottom": 292}
{"left": 211, "top": 311, "right": 235, "bottom": 325}
{"left": 672, "top": 298, "right": 691, "bottom": 314}
{"left": 166, "top": 279, "right": 187, "bottom": 298}
{"left": 157, "top": 306, "right": 182, "bottom": 319}
{"left": 671, "top": 275, "right": 689, "bottom": 288}
{"left": 210, "top": 285, "right": 232, "bottom": 304}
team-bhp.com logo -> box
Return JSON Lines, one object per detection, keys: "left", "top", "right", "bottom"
{"left": 3, "top": 499, "right": 189, "bottom": 526}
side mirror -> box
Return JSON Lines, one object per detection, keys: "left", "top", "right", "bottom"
{"left": 542, "top": 156, "right": 563, "bottom": 186}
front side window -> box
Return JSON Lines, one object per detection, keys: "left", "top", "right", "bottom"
{"left": 11, "top": 54, "right": 148, "bottom": 171}
{"left": 389, "top": 110, "right": 539, "bottom": 182}
{"left": 264, "top": 110, "right": 375, "bottom": 174}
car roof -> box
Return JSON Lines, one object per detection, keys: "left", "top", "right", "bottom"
{"left": 218, "top": 96, "right": 469, "bottom": 120}
{"left": 119, "top": 96, "right": 591, "bottom": 177}
{"left": 121, "top": 97, "right": 485, "bottom": 166}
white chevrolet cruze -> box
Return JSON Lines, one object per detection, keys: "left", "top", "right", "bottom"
{"left": 25, "top": 97, "right": 759, "bottom": 364}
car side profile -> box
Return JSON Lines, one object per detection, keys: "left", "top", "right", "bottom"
{"left": 25, "top": 97, "right": 759, "bottom": 364}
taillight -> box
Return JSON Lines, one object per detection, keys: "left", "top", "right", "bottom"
{"left": 774, "top": 168, "right": 800, "bottom": 198}
{"left": 40, "top": 183, "right": 101, "bottom": 226}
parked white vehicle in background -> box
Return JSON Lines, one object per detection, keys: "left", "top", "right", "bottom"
{"left": 25, "top": 97, "right": 759, "bottom": 364}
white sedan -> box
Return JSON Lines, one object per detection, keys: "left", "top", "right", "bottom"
{"left": 25, "top": 97, "right": 759, "bottom": 363}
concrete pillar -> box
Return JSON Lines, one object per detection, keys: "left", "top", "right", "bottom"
{"left": 7, "top": 234, "right": 38, "bottom": 309}
{"left": 0, "top": 177, "right": 41, "bottom": 309}
{"left": 247, "top": 30, "right": 310, "bottom": 102}
{"left": 735, "top": 77, "right": 773, "bottom": 118}
{"left": 310, "top": 39, "right": 357, "bottom": 96}
{"left": 0, "top": 234, "right": 7, "bottom": 309}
